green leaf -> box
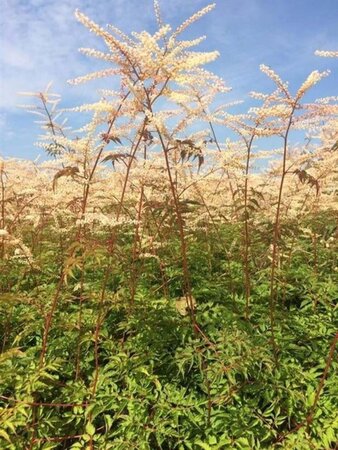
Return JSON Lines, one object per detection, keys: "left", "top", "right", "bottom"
{"left": 195, "top": 440, "right": 212, "bottom": 450}
{"left": 85, "top": 421, "right": 95, "bottom": 436}
{"left": 0, "top": 429, "right": 11, "bottom": 443}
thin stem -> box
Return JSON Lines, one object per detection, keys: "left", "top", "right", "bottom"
{"left": 269, "top": 103, "right": 297, "bottom": 362}
{"left": 243, "top": 134, "right": 255, "bottom": 320}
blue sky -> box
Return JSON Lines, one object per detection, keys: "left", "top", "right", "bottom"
{"left": 1, "top": 0, "right": 338, "bottom": 159}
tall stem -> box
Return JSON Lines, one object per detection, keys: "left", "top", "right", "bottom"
{"left": 269, "top": 104, "right": 297, "bottom": 361}
{"left": 0, "top": 163, "right": 6, "bottom": 259}
{"left": 243, "top": 134, "right": 255, "bottom": 319}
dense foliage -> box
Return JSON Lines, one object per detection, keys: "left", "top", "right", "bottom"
{"left": 0, "top": 2, "right": 337, "bottom": 449}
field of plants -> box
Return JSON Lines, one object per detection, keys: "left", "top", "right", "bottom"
{"left": 0, "top": 3, "right": 337, "bottom": 449}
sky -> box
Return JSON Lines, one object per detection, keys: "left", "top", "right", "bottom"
{"left": 1, "top": 0, "right": 338, "bottom": 159}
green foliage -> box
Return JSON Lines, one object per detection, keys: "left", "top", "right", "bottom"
{"left": 1, "top": 223, "right": 337, "bottom": 449}
{"left": 0, "top": 5, "right": 337, "bottom": 448}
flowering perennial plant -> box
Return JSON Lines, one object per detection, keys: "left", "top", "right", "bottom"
{"left": 0, "top": 4, "right": 337, "bottom": 449}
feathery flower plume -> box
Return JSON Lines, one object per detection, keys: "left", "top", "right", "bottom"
{"left": 259, "top": 64, "right": 290, "bottom": 97}
{"left": 75, "top": 10, "right": 134, "bottom": 63}
{"left": 106, "top": 24, "right": 135, "bottom": 47}
{"left": 68, "top": 69, "right": 121, "bottom": 85}
{"left": 78, "top": 47, "right": 115, "bottom": 61}
{"left": 154, "top": 0, "right": 164, "bottom": 29}
{"left": 172, "top": 4, "right": 216, "bottom": 39}
{"left": 315, "top": 50, "right": 338, "bottom": 58}
{"left": 296, "top": 70, "right": 330, "bottom": 99}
